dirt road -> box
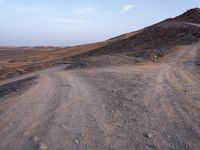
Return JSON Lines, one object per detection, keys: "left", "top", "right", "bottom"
{"left": 0, "top": 42, "right": 200, "bottom": 150}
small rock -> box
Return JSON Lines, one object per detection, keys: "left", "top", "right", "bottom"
{"left": 23, "top": 131, "right": 30, "bottom": 136}
{"left": 62, "top": 124, "right": 67, "bottom": 129}
{"left": 9, "top": 122, "right": 13, "bottom": 127}
{"left": 33, "top": 136, "right": 39, "bottom": 142}
{"left": 145, "top": 133, "right": 153, "bottom": 139}
{"left": 75, "top": 139, "right": 79, "bottom": 144}
{"left": 82, "top": 133, "right": 87, "bottom": 139}
{"left": 1, "top": 127, "right": 9, "bottom": 132}
{"left": 38, "top": 143, "right": 48, "bottom": 150}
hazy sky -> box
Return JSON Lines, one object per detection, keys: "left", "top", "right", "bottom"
{"left": 0, "top": 0, "right": 199, "bottom": 46}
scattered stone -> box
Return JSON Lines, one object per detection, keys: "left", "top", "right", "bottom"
{"left": 33, "top": 136, "right": 39, "bottom": 142}
{"left": 75, "top": 139, "right": 79, "bottom": 144}
{"left": 118, "top": 124, "right": 123, "bottom": 128}
{"left": 23, "top": 131, "right": 30, "bottom": 136}
{"left": 9, "top": 122, "right": 13, "bottom": 127}
{"left": 1, "top": 127, "right": 9, "bottom": 132}
{"left": 38, "top": 143, "right": 48, "bottom": 150}
{"left": 145, "top": 133, "right": 154, "bottom": 139}
{"left": 62, "top": 124, "right": 67, "bottom": 129}
{"left": 111, "top": 90, "right": 115, "bottom": 93}
{"left": 82, "top": 133, "right": 87, "bottom": 139}
{"left": 152, "top": 53, "right": 158, "bottom": 59}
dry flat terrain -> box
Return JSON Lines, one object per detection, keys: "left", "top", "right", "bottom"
{"left": 0, "top": 42, "right": 108, "bottom": 80}
{"left": 0, "top": 8, "right": 200, "bottom": 150}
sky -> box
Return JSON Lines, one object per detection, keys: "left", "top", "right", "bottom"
{"left": 0, "top": 0, "right": 199, "bottom": 46}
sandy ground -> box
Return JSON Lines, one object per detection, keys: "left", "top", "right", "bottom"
{"left": 0, "top": 41, "right": 199, "bottom": 150}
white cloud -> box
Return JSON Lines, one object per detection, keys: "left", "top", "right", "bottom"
{"left": 121, "top": 5, "right": 135, "bottom": 13}
{"left": 52, "top": 18, "right": 90, "bottom": 24}
{"left": 74, "top": 6, "right": 95, "bottom": 15}
{"left": 73, "top": 5, "right": 112, "bottom": 16}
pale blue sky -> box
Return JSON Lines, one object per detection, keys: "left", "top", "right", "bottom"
{"left": 0, "top": 0, "right": 199, "bottom": 46}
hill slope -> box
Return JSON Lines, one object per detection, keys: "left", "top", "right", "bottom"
{"left": 175, "top": 8, "right": 200, "bottom": 24}
{"left": 73, "top": 8, "right": 200, "bottom": 61}
{"left": 0, "top": 8, "right": 200, "bottom": 79}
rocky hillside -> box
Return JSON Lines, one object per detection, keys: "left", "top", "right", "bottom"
{"left": 74, "top": 8, "right": 200, "bottom": 59}
{"left": 175, "top": 8, "right": 200, "bottom": 24}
